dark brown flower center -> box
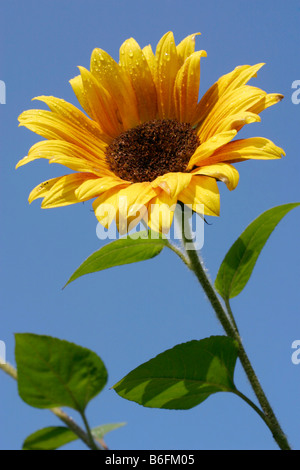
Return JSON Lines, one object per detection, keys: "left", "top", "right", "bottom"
{"left": 105, "top": 119, "right": 199, "bottom": 183}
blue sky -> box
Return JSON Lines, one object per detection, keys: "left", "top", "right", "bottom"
{"left": 1, "top": 0, "right": 299, "bottom": 450}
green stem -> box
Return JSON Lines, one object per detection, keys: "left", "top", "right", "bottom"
{"left": 52, "top": 407, "right": 100, "bottom": 450}
{"left": 0, "top": 361, "right": 17, "bottom": 380}
{"left": 80, "top": 411, "right": 100, "bottom": 451}
{"left": 225, "top": 298, "right": 240, "bottom": 335}
{"left": 233, "top": 389, "right": 270, "bottom": 428}
{"left": 231, "top": 332, "right": 291, "bottom": 450}
{"left": 166, "top": 241, "right": 191, "bottom": 269}
{"left": 176, "top": 205, "right": 291, "bottom": 450}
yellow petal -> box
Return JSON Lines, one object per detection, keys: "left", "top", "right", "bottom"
{"left": 90, "top": 48, "right": 140, "bottom": 129}
{"left": 215, "top": 63, "right": 265, "bottom": 96}
{"left": 16, "top": 154, "right": 39, "bottom": 169}
{"left": 75, "top": 176, "right": 129, "bottom": 201}
{"left": 18, "top": 109, "right": 106, "bottom": 158}
{"left": 147, "top": 190, "right": 177, "bottom": 234}
{"left": 33, "top": 95, "right": 107, "bottom": 144}
{"left": 155, "top": 32, "right": 180, "bottom": 119}
{"left": 198, "top": 85, "right": 269, "bottom": 142}
{"left": 29, "top": 176, "right": 62, "bottom": 203}
{"left": 248, "top": 93, "right": 284, "bottom": 114}
{"left": 29, "top": 173, "right": 96, "bottom": 207}
{"left": 187, "top": 130, "right": 237, "bottom": 169}
{"left": 16, "top": 139, "right": 111, "bottom": 176}
{"left": 48, "top": 156, "right": 108, "bottom": 175}
{"left": 93, "top": 182, "right": 157, "bottom": 231}
{"left": 151, "top": 172, "right": 192, "bottom": 198}
{"left": 69, "top": 74, "right": 94, "bottom": 118}
{"left": 142, "top": 44, "right": 157, "bottom": 78}
{"left": 213, "top": 111, "right": 261, "bottom": 134}
{"left": 178, "top": 176, "right": 220, "bottom": 216}
{"left": 174, "top": 50, "right": 207, "bottom": 123}
{"left": 41, "top": 173, "right": 98, "bottom": 207}
{"left": 192, "top": 63, "right": 265, "bottom": 128}
{"left": 92, "top": 187, "right": 120, "bottom": 229}
{"left": 119, "top": 38, "right": 157, "bottom": 122}
{"left": 192, "top": 163, "right": 239, "bottom": 191}
{"left": 199, "top": 137, "right": 285, "bottom": 166}
{"left": 176, "top": 33, "right": 201, "bottom": 65}
{"left": 78, "top": 66, "right": 123, "bottom": 138}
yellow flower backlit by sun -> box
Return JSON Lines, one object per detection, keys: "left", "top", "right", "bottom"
{"left": 17, "top": 32, "right": 284, "bottom": 233}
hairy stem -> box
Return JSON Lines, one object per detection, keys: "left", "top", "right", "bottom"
{"left": 233, "top": 389, "right": 270, "bottom": 427}
{"left": 80, "top": 411, "right": 100, "bottom": 451}
{"left": 225, "top": 298, "right": 240, "bottom": 335}
{"left": 175, "top": 205, "right": 291, "bottom": 450}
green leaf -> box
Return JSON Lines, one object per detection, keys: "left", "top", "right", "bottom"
{"left": 23, "top": 426, "right": 77, "bottom": 450}
{"left": 65, "top": 231, "right": 169, "bottom": 286}
{"left": 215, "top": 203, "right": 300, "bottom": 300}
{"left": 22, "top": 423, "right": 127, "bottom": 450}
{"left": 92, "top": 422, "right": 126, "bottom": 440}
{"left": 15, "top": 334, "right": 108, "bottom": 412}
{"left": 113, "top": 336, "right": 239, "bottom": 409}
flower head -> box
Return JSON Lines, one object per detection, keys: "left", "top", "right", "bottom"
{"left": 17, "top": 32, "right": 284, "bottom": 233}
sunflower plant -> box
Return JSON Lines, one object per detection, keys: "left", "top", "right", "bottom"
{"left": 1, "top": 32, "right": 299, "bottom": 450}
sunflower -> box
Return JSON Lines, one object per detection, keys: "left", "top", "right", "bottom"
{"left": 17, "top": 32, "right": 284, "bottom": 233}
